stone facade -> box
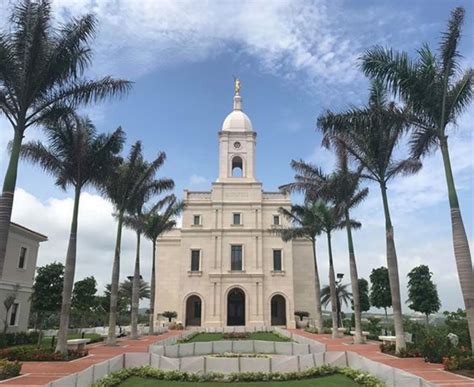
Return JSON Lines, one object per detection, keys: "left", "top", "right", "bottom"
{"left": 154, "top": 89, "right": 316, "bottom": 329}
{"left": 0, "top": 223, "right": 47, "bottom": 332}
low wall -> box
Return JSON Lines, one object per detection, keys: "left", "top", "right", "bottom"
{"left": 46, "top": 350, "right": 437, "bottom": 387}
{"left": 149, "top": 340, "right": 325, "bottom": 357}
{"left": 46, "top": 330, "right": 438, "bottom": 387}
{"left": 37, "top": 326, "right": 168, "bottom": 338}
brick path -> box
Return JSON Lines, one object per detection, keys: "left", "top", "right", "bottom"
{"left": 289, "top": 329, "right": 474, "bottom": 387}
{"left": 0, "top": 331, "right": 181, "bottom": 387}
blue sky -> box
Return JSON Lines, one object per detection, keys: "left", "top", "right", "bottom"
{"left": 0, "top": 0, "right": 472, "bottom": 312}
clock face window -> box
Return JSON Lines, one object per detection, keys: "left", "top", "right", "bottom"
{"left": 233, "top": 142, "right": 241, "bottom": 149}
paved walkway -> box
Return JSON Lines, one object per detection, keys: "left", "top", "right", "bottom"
{"left": 289, "top": 329, "right": 474, "bottom": 387}
{"left": 0, "top": 331, "right": 181, "bottom": 387}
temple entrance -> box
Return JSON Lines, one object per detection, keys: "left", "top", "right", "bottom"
{"left": 270, "top": 295, "right": 286, "bottom": 326}
{"left": 185, "top": 295, "right": 202, "bottom": 326}
{"left": 227, "top": 288, "right": 245, "bottom": 326}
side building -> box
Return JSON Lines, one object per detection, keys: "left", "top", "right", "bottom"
{"left": 0, "top": 223, "right": 47, "bottom": 332}
{"left": 155, "top": 88, "right": 317, "bottom": 328}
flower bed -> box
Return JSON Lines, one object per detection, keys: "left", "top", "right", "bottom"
{"left": 0, "top": 346, "right": 87, "bottom": 361}
{"left": 379, "top": 343, "right": 421, "bottom": 358}
{"left": 210, "top": 352, "right": 270, "bottom": 358}
{"left": 0, "top": 359, "right": 21, "bottom": 380}
{"left": 92, "top": 364, "right": 384, "bottom": 387}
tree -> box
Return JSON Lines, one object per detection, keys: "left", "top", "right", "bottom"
{"left": 31, "top": 262, "right": 64, "bottom": 344}
{"left": 282, "top": 148, "right": 369, "bottom": 343}
{"left": 21, "top": 114, "right": 124, "bottom": 355}
{"left": 361, "top": 7, "right": 474, "bottom": 346}
{"left": 72, "top": 276, "right": 97, "bottom": 329}
{"left": 313, "top": 199, "right": 358, "bottom": 338}
{"left": 104, "top": 142, "right": 173, "bottom": 344}
{"left": 143, "top": 196, "right": 184, "bottom": 334}
{"left": 357, "top": 278, "right": 371, "bottom": 313}
{"left": 318, "top": 81, "right": 422, "bottom": 351}
{"left": 123, "top": 195, "right": 176, "bottom": 339}
{"left": 370, "top": 267, "right": 392, "bottom": 334}
{"left": 119, "top": 278, "right": 151, "bottom": 313}
{"left": 274, "top": 202, "right": 324, "bottom": 332}
{"left": 162, "top": 311, "right": 177, "bottom": 323}
{"left": 0, "top": 0, "right": 131, "bottom": 276}
{"left": 321, "top": 283, "right": 352, "bottom": 327}
{"left": 407, "top": 265, "right": 441, "bottom": 325}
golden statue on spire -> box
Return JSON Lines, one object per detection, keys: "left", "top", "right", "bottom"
{"left": 233, "top": 76, "right": 241, "bottom": 96}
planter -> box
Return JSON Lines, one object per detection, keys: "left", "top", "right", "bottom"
{"left": 296, "top": 320, "right": 308, "bottom": 329}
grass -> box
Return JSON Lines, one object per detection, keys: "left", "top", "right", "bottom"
{"left": 40, "top": 333, "right": 103, "bottom": 348}
{"left": 183, "top": 332, "right": 291, "bottom": 343}
{"left": 120, "top": 375, "right": 358, "bottom": 386}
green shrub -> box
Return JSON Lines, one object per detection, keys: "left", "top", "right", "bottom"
{"left": 0, "top": 332, "right": 40, "bottom": 348}
{"left": 92, "top": 364, "right": 385, "bottom": 387}
{"left": 0, "top": 346, "right": 86, "bottom": 361}
{"left": 444, "top": 355, "right": 474, "bottom": 371}
{"left": 367, "top": 317, "right": 381, "bottom": 336}
{"left": 0, "top": 359, "right": 21, "bottom": 380}
{"left": 223, "top": 332, "right": 249, "bottom": 340}
{"left": 294, "top": 311, "right": 309, "bottom": 321}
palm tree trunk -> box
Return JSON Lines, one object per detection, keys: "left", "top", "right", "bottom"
{"left": 327, "top": 232, "right": 338, "bottom": 339}
{"left": 107, "top": 213, "right": 124, "bottom": 346}
{"left": 311, "top": 238, "right": 323, "bottom": 332}
{"left": 56, "top": 186, "right": 81, "bottom": 355}
{"left": 149, "top": 241, "right": 156, "bottom": 335}
{"left": 439, "top": 137, "right": 474, "bottom": 348}
{"left": 130, "top": 231, "right": 141, "bottom": 340}
{"left": 0, "top": 129, "right": 24, "bottom": 277}
{"left": 380, "top": 183, "right": 406, "bottom": 352}
{"left": 345, "top": 210, "right": 364, "bottom": 344}
{"left": 384, "top": 307, "right": 388, "bottom": 335}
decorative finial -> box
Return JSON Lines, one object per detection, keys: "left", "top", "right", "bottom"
{"left": 233, "top": 76, "right": 241, "bottom": 96}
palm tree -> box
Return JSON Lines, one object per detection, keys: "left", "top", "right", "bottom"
{"left": 317, "top": 81, "right": 422, "bottom": 351}
{"left": 281, "top": 151, "right": 369, "bottom": 343}
{"left": 143, "top": 197, "right": 184, "bottom": 335}
{"left": 361, "top": 7, "right": 474, "bottom": 346}
{"left": 321, "top": 283, "right": 352, "bottom": 327}
{"left": 0, "top": 0, "right": 131, "bottom": 274}
{"left": 275, "top": 202, "right": 324, "bottom": 332}
{"left": 119, "top": 278, "right": 151, "bottom": 312}
{"left": 313, "top": 199, "right": 357, "bottom": 338}
{"left": 103, "top": 142, "right": 173, "bottom": 345}
{"left": 123, "top": 196, "right": 174, "bottom": 339}
{"left": 20, "top": 114, "right": 124, "bottom": 355}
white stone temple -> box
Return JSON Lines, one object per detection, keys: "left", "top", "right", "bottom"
{"left": 154, "top": 84, "right": 317, "bottom": 329}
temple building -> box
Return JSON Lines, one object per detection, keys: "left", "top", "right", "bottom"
{"left": 154, "top": 84, "right": 317, "bottom": 328}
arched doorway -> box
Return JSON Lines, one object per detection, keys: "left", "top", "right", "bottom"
{"left": 227, "top": 288, "right": 245, "bottom": 326}
{"left": 185, "top": 295, "right": 202, "bottom": 326}
{"left": 270, "top": 295, "right": 286, "bottom": 326}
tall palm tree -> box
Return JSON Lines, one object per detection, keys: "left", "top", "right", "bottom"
{"left": 0, "top": 0, "right": 131, "bottom": 274}
{"left": 20, "top": 114, "right": 124, "bottom": 355}
{"left": 321, "top": 283, "right": 352, "bottom": 327}
{"left": 282, "top": 151, "right": 369, "bottom": 343}
{"left": 123, "top": 196, "right": 174, "bottom": 339}
{"left": 361, "top": 7, "right": 474, "bottom": 345}
{"left": 313, "top": 199, "right": 357, "bottom": 338}
{"left": 103, "top": 142, "right": 173, "bottom": 345}
{"left": 143, "top": 197, "right": 184, "bottom": 335}
{"left": 317, "top": 81, "right": 422, "bottom": 351}
{"left": 119, "top": 278, "right": 151, "bottom": 312}
{"left": 275, "top": 202, "right": 324, "bottom": 332}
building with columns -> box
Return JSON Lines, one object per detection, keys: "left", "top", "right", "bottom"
{"left": 154, "top": 86, "right": 317, "bottom": 329}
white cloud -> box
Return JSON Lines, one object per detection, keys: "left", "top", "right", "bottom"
{"left": 189, "top": 174, "right": 209, "bottom": 188}
{"left": 11, "top": 188, "right": 155, "bottom": 296}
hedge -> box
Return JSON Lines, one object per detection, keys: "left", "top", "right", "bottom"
{"left": 92, "top": 365, "right": 385, "bottom": 386}
{"left": 0, "top": 346, "right": 86, "bottom": 361}
{"left": 0, "top": 359, "right": 21, "bottom": 380}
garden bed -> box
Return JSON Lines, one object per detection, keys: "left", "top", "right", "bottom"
{"left": 91, "top": 365, "right": 383, "bottom": 386}
{"left": 181, "top": 332, "right": 291, "bottom": 343}
{"left": 0, "top": 346, "right": 87, "bottom": 361}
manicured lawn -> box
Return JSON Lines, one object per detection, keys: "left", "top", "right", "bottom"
{"left": 120, "top": 375, "right": 358, "bottom": 386}
{"left": 184, "top": 332, "right": 291, "bottom": 343}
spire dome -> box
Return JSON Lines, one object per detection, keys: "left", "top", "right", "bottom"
{"left": 221, "top": 78, "right": 253, "bottom": 132}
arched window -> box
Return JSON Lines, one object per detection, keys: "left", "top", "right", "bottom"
{"left": 231, "top": 156, "right": 243, "bottom": 177}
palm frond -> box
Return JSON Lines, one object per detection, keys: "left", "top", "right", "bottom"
{"left": 440, "top": 7, "right": 464, "bottom": 79}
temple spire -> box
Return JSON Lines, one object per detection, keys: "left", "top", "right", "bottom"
{"left": 233, "top": 76, "right": 242, "bottom": 110}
